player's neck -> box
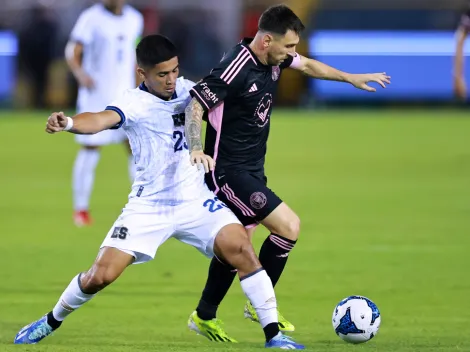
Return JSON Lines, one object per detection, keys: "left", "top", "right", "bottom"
{"left": 104, "top": 4, "right": 123, "bottom": 16}
{"left": 249, "top": 34, "right": 269, "bottom": 66}
{"left": 143, "top": 82, "right": 172, "bottom": 101}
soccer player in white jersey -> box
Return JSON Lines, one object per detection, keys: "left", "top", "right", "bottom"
{"left": 66, "top": 0, "right": 143, "bottom": 226}
{"left": 13, "top": 35, "right": 305, "bottom": 349}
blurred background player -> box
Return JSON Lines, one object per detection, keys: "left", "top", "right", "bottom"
{"left": 185, "top": 4, "right": 390, "bottom": 341}
{"left": 454, "top": 1, "right": 470, "bottom": 100}
{"left": 66, "top": 0, "right": 143, "bottom": 226}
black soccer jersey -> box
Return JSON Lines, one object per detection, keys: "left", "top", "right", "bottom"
{"left": 190, "top": 38, "right": 295, "bottom": 173}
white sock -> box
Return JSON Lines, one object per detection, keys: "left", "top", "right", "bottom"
{"left": 240, "top": 269, "right": 278, "bottom": 327}
{"left": 52, "top": 274, "right": 95, "bottom": 321}
{"left": 128, "top": 155, "right": 136, "bottom": 182}
{"left": 73, "top": 149, "right": 100, "bottom": 211}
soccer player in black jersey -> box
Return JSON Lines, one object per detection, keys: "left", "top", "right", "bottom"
{"left": 454, "top": 2, "right": 470, "bottom": 100}
{"left": 185, "top": 4, "right": 391, "bottom": 341}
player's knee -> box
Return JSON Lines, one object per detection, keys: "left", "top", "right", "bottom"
{"left": 216, "top": 225, "right": 258, "bottom": 267}
{"left": 234, "top": 235, "right": 260, "bottom": 269}
{"left": 282, "top": 215, "right": 300, "bottom": 240}
{"left": 238, "top": 237, "right": 256, "bottom": 259}
{"left": 81, "top": 265, "right": 120, "bottom": 293}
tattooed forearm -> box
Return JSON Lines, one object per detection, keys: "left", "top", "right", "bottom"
{"left": 185, "top": 98, "right": 205, "bottom": 152}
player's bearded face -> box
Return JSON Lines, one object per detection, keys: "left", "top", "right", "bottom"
{"left": 267, "top": 30, "right": 299, "bottom": 66}
{"left": 139, "top": 56, "right": 179, "bottom": 100}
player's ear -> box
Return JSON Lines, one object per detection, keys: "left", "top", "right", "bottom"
{"left": 262, "top": 33, "right": 273, "bottom": 48}
{"left": 137, "top": 66, "right": 146, "bottom": 81}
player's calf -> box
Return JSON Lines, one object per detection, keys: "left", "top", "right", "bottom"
{"left": 80, "top": 247, "right": 134, "bottom": 293}
{"left": 14, "top": 247, "right": 134, "bottom": 344}
{"left": 213, "top": 224, "right": 280, "bottom": 343}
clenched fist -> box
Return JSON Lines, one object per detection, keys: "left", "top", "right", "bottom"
{"left": 46, "top": 112, "right": 70, "bottom": 134}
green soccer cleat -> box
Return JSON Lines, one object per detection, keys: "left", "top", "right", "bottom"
{"left": 244, "top": 301, "right": 295, "bottom": 332}
{"left": 187, "top": 311, "right": 238, "bottom": 342}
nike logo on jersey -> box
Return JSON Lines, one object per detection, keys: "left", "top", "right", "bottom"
{"left": 276, "top": 253, "right": 289, "bottom": 258}
{"left": 218, "top": 175, "right": 225, "bottom": 180}
{"left": 249, "top": 83, "right": 258, "bottom": 93}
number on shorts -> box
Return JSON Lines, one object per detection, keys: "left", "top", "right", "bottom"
{"left": 203, "top": 197, "right": 227, "bottom": 213}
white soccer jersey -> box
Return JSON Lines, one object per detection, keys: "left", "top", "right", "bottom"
{"left": 70, "top": 3, "right": 143, "bottom": 113}
{"left": 106, "top": 77, "right": 205, "bottom": 205}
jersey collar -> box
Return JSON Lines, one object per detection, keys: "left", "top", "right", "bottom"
{"left": 240, "top": 37, "right": 269, "bottom": 68}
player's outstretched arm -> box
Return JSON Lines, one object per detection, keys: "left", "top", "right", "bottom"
{"left": 454, "top": 26, "right": 468, "bottom": 100}
{"left": 45, "top": 111, "right": 122, "bottom": 135}
{"left": 184, "top": 98, "right": 215, "bottom": 173}
{"left": 293, "top": 55, "right": 391, "bottom": 92}
{"left": 65, "top": 41, "right": 95, "bottom": 89}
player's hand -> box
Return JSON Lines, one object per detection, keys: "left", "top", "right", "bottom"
{"left": 190, "top": 150, "right": 215, "bottom": 173}
{"left": 348, "top": 73, "right": 391, "bottom": 92}
{"left": 454, "top": 76, "right": 467, "bottom": 101}
{"left": 77, "top": 71, "right": 95, "bottom": 89}
{"left": 45, "top": 112, "right": 68, "bottom": 134}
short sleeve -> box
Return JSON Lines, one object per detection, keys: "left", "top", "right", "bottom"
{"left": 190, "top": 69, "right": 230, "bottom": 111}
{"left": 105, "top": 91, "right": 135, "bottom": 129}
{"left": 190, "top": 52, "right": 247, "bottom": 111}
{"left": 70, "top": 10, "right": 94, "bottom": 45}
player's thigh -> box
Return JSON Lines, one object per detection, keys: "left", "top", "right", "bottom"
{"left": 174, "top": 187, "right": 242, "bottom": 258}
{"left": 260, "top": 202, "right": 301, "bottom": 240}
{"left": 75, "top": 129, "right": 124, "bottom": 146}
{"left": 209, "top": 171, "right": 283, "bottom": 228}
{"left": 101, "top": 200, "right": 174, "bottom": 264}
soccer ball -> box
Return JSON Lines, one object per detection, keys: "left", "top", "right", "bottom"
{"left": 332, "top": 295, "right": 381, "bottom": 344}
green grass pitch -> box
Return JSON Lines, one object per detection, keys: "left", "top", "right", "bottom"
{"left": 0, "top": 109, "right": 469, "bottom": 351}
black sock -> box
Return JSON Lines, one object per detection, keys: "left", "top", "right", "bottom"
{"left": 259, "top": 233, "right": 296, "bottom": 287}
{"left": 264, "top": 322, "right": 280, "bottom": 342}
{"left": 46, "top": 311, "right": 62, "bottom": 330}
{"left": 196, "top": 256, "right": 237, "bottom": 320}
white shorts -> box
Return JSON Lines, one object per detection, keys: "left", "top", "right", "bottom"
{"left": 75, "top": 129, "right": 127, "bottom": 147}
{"left": 100, "top": 187, "right": 241, "bottom": 264}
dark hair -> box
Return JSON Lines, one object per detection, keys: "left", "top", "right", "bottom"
{"left": 136, "top": 34, "right": 178, "bottom": 68}
{"left": 258, "top": 4, "right": 305, "bottom": 36}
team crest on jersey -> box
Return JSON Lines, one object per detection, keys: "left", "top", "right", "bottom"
{"left": 250, "top": 192, "right": 267, "bottom": 209}
{"left": 254, "top": 93, "right": 273, "bottom": 127}
{"left": 272, "top": 66, "right": 280, "bottom": 81}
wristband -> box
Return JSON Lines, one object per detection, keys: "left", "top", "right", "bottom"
{"left": 64, "top": 116, "right": 74, "bottom": 131}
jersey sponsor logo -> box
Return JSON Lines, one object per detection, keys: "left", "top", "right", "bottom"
{"left": 272, "top": 66, "right": 280, "bottom": 81}
{"left": 200, "top": 82, "right": 219, "bottom": 105}
{"left": 250, "top": 191, "right": 267, "bottom": 209}
{"left": 254, "top": 93, "right": 273, "bottom": 127}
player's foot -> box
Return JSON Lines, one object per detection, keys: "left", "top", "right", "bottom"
{"left": 188, "top": 311, "right": 237, "bottom": 342}
{"left": 14, "top": 315, "right": 54, "bottom": 344}
{"left": 74, "top": 210, "right": 92, "bottom": 227}
{"left": 244, "top": 301, "right": 295, "bottom": 332}
{"left": 265, "top": 332, "right": 305, "bottom": 349}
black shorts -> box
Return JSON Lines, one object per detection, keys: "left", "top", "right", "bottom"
{"left": 205, "top": 170, "right": 283, "bottom": 227}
